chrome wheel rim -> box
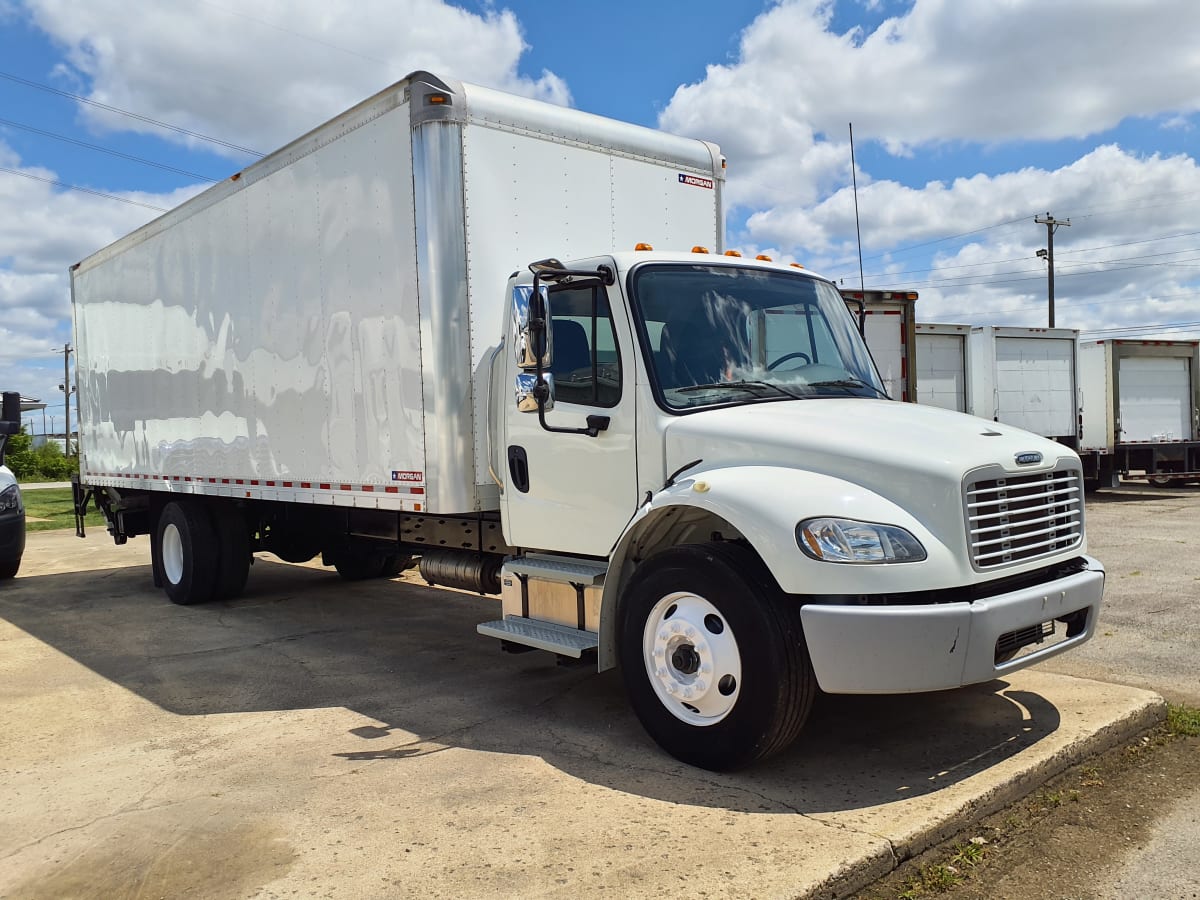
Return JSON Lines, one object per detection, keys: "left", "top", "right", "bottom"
{"left": 642, "top": 591, "right": 742, "bottom": 726}
{"left": 162, "top": 522, "right": 184, "bottom": 585}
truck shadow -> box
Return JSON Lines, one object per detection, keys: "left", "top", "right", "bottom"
{"left": 0, "top": 557, "right": 1061, "bottom": 815}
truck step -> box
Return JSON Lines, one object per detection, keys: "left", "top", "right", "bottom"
{"left": 477, "top": 616, "right": 599, "bottom": 658}
{"left": 503, "top": 555, "right": 607, "bottom": 586}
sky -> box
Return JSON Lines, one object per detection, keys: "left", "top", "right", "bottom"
{"left": 2, "top": 0, "right": 1200, "bottom": 433}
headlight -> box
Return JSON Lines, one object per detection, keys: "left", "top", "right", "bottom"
{"left": 796, "top": 517, "right": 926, "bottom": 564}
{"left": 0, "top": 484, "right": 20, "bottom": 513}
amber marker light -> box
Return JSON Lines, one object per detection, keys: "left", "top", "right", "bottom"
{"left": 691, "top": 246, "right": 709, "bottom": 254}
{"left": 790, "top": 263, "right": 805, "bottom": 269}
{"left": 756, "top": 254, "right": 772, "bottom": 261}
{"left": 724, "top": 250, "right": 742, "bottom": 257}
{"left": 634, "top": 242, "right": 654, "bottom": 251}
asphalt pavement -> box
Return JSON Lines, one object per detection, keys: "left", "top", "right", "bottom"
{"left": 0, "top": 493, "right": 1180, "bottom": 899}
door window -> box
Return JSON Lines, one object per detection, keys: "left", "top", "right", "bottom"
{"left": 548, "top": 284, "right": 621, "bottom": 408}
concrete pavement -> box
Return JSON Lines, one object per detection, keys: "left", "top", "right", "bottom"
{"left": 0, "top": 529, "right": 1164, "bottom": 899}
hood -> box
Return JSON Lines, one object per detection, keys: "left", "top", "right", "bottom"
{"left": 663, "top": 399, "right": 1077, "bottom": 522}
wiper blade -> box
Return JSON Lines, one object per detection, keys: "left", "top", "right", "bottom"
{"left": 806, "top": 376, "right": 892, "bottom": 398}
{"left": 676, "top": 380, "right": 797, "bottom": 398}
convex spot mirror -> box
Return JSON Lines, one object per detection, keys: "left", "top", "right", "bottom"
{"left": 515, "top": 371, "right": 554, "bottom": 413}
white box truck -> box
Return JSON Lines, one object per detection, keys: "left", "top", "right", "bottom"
{"left": 71, "top": 72, "right": 1104, "bottom": 770}
{"left": 840, "top": 289, "right": 917, "bottom": 402}
{"left": 915, "top": 323, "right": 971, "bottom": 412}
{"left": 1078, "top": 339, "right": 1200, "bottom": 487}
{"left": 968, "top": 327, "right": 1081, "bottom": 446}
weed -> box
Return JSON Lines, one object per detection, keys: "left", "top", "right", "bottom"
{"left": 950, "top": 841, "right": 987, "bottom": 867}
{"left": 1167, "top": 704, "right": 1200, "bottom": 737}
{"left": 1041, "top": 790, "right": 1064, "bottom": 808}
{"left": 898, "top": 863, "right": 963, "bottom": 898}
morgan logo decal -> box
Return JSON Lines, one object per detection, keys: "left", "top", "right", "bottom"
{"left": 391, "top": 470, "right": 424, "bottom": 483}
{"left": 1014, "top": 452, "right": 1043, "bottom": 466}
{"left": 678, "top": 173, "right": 714, "bottom": 190}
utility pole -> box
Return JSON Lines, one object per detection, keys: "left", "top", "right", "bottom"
{"left": 58, "top": 343, "right": 74, "bottom": 456}
{"left": 1035, "top": 213, "right": 1070, "bottom": 327}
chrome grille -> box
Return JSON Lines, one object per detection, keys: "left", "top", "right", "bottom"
{"left": 965, "top": 466, "right": 1083, "bottom": 569}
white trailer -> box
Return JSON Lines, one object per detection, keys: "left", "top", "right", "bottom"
{"left": 840, "top": 289, "right": 917, "bottom": 401}
{"left": 914, "top": 323, "right": 971, "bottom": 412}
{"left": 1078, "top": 339, "right": 1200, "bottom": 487}
{"left": 965, "top": 326, "right": 1080, "bottom": 446}
{"left": 71, "top": 72, "right": 1104, "bottom": 771}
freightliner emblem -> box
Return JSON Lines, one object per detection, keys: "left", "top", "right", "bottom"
{"left": 1015, "top": 451, "right": 1043, "bottom": 466}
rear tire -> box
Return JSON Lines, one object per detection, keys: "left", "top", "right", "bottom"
{"left": 0, "top": 558, "right": 19, "bottom": 580}
{"left": 617, "top": 541, "right": 815, "bottom": 771}
{"left": 157, "top": 501, "right": 220, "bottom": 605}
{"left": 210, "top": 502, "right": 251, "bottom": 600}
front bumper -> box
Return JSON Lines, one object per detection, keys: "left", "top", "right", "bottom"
{"left": 799, "top": 555, "right": 1105, "bottom": 694}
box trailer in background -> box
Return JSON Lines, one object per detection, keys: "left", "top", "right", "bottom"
{"left": 914, "top": 323, "right": 971, "bottom": 412}
{"left": 840, "top": 289, "right": 917, "bottom": 401}
{"left": 1078, "top": 339, "right": 1200, "bottom": 487}
{"left": 966, "top": 326, "right": 1080, "bottom": 447}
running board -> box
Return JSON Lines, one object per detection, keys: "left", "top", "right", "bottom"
{"left": 477, "top": 616, "right": 599, "bottom": 658}
{"left": 502, "top": 555, "right": 607, "bottom": 586}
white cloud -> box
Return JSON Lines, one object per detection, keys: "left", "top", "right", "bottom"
{"left": 23, "top": 0, "right": 570, "bottom": 159}
{"left": 659, "top": 0, "right": 1200, "bottom": 340}
{"left": 4, "top": 0, "right": 569, "bottom": 411}
{"left": 661, "top": 0, "right": 1200, "bottom": 208}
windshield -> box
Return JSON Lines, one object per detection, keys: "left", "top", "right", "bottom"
{"left": 630, "top": 263, "right": 887, "bottom": 411}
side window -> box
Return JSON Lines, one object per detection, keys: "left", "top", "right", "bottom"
{"left": 548, "top": 284, "right": 621, "bottom": 407}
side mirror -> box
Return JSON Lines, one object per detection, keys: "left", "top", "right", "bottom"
{"left": 515, "top": 372, "right": 554, "bottom": 413}
{"left": 511, "top": 284, "right": 553, "bottom": 369}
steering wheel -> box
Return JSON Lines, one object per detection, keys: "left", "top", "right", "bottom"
{"left": 767, "top": 351, "right": 812, "bottom": 371}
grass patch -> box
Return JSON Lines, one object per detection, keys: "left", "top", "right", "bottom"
{"left": 21, "top": 487, "right": 105, "bottom": 533}
{"left": 1167, "top": 704, "right": 1200, "bottom": 737}
{"left": 895, "top": 842, "right": 989, "bottom": 898}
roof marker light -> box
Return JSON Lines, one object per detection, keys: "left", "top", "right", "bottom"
{"left": 756, "top": 254, "right": 772, "bottom": 261}
{"left": 724, "top": 250, "right": 742, "bottom": 257}
{"left": 691, "top": 245, "right": 709, "bottom": 254}
{"left": 789, "top": 263, "right": 805, "bottom": 269}
{"left": 634, "top": 242, "right": 654, "bottom": 251}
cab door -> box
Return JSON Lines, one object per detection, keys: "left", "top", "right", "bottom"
{"left": 500, "top": 273, "right": 638, "bottom": 556}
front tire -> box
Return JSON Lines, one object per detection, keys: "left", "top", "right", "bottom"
{"left": 157, "top": 501, "right": 220, "bottom": 605}
{"left": 0, "top": 558, "right": 18, "bottom": 580}
{"left": 618, "top": 542, "right": 815, "bottom": 771}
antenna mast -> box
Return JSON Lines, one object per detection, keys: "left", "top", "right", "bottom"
{"left": 850, "top": 123, "right": 865, "bottom": 292}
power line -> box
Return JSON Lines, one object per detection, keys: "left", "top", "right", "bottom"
{"left": 0, "top": 166, "right": 169, "bottom": 212}
{"left": 855, "top": 229, "right": 1200, "bottom": 281}
{"left": 0, "top": 69, "right": 263, "bottom": 157}
{"left": 0, "top": 116, "right": 220, "bottom": 182}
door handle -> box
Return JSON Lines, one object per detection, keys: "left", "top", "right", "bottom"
{"left": 507, "top": 445, "right": 530, "bottom": 494}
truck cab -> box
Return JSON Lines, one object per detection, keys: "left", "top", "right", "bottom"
{"left": 485, "top": 251, "right": 1104, "bottom": 769}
